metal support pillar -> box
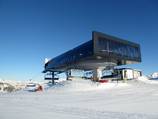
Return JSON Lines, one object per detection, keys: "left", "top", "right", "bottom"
{"left": 52, "top": 72, "right": 55, "bottom": 84}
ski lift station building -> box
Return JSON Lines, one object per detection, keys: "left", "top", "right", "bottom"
{"left": 43, "top": 31, "right": 141, "bottom": 82}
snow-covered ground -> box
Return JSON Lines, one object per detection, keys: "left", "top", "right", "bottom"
{"left": 0, "top": 77, "right": 158, "bottom": 119}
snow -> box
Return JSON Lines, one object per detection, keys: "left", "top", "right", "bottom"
{"left": 0, "top": 77, "right": 158, "bottom": 119}
{"left": 151, "top": 72, "right": 158, "bottom": 78}
{"left": 137, "top": 76, "right": 158, "bottom": 84}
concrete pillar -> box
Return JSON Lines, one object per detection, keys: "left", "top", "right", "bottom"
{"left": 93, "top": 68, "right": 102, "bottom": 81}
{"left": 66, "top": 70, "right": 71, "bottom": 80}
{"left": 122, "top": 70, "right": 127, "bottom": 83}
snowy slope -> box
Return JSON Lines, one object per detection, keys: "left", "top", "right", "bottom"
{"left": 0, "top": 77, "right": 158, "bottom": 119}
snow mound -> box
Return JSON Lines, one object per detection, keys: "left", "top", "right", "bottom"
{"left": 46, "top": 79, "right": 129, "bottom": 92}
{"left": 137, "top": 76, "right": 158, "bottom": 84}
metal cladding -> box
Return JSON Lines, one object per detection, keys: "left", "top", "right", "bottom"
{"left": 44, "top": 31, "right": 141, "bottom": 72}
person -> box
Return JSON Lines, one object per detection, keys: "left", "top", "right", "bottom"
{"left": 36, "top": 84, "right": 43, "bottom": 91}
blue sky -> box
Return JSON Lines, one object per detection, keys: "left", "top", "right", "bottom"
{"left": 0, "top": 0, "right": 158, "bottom": 80}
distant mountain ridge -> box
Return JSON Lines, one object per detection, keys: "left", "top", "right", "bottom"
{"left": 0, "top": 80, "right": 26, "bottom": 93}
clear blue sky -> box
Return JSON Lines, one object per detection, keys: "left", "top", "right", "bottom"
{"left": 0, "top": 0, "right": 157, "bottom": 80}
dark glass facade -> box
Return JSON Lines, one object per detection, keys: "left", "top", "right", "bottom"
{"left": 47, "top": 40, "right": 93, "bottom": 69}
{"left": 96, "top": 36, "right": 141, "bottom": 61}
